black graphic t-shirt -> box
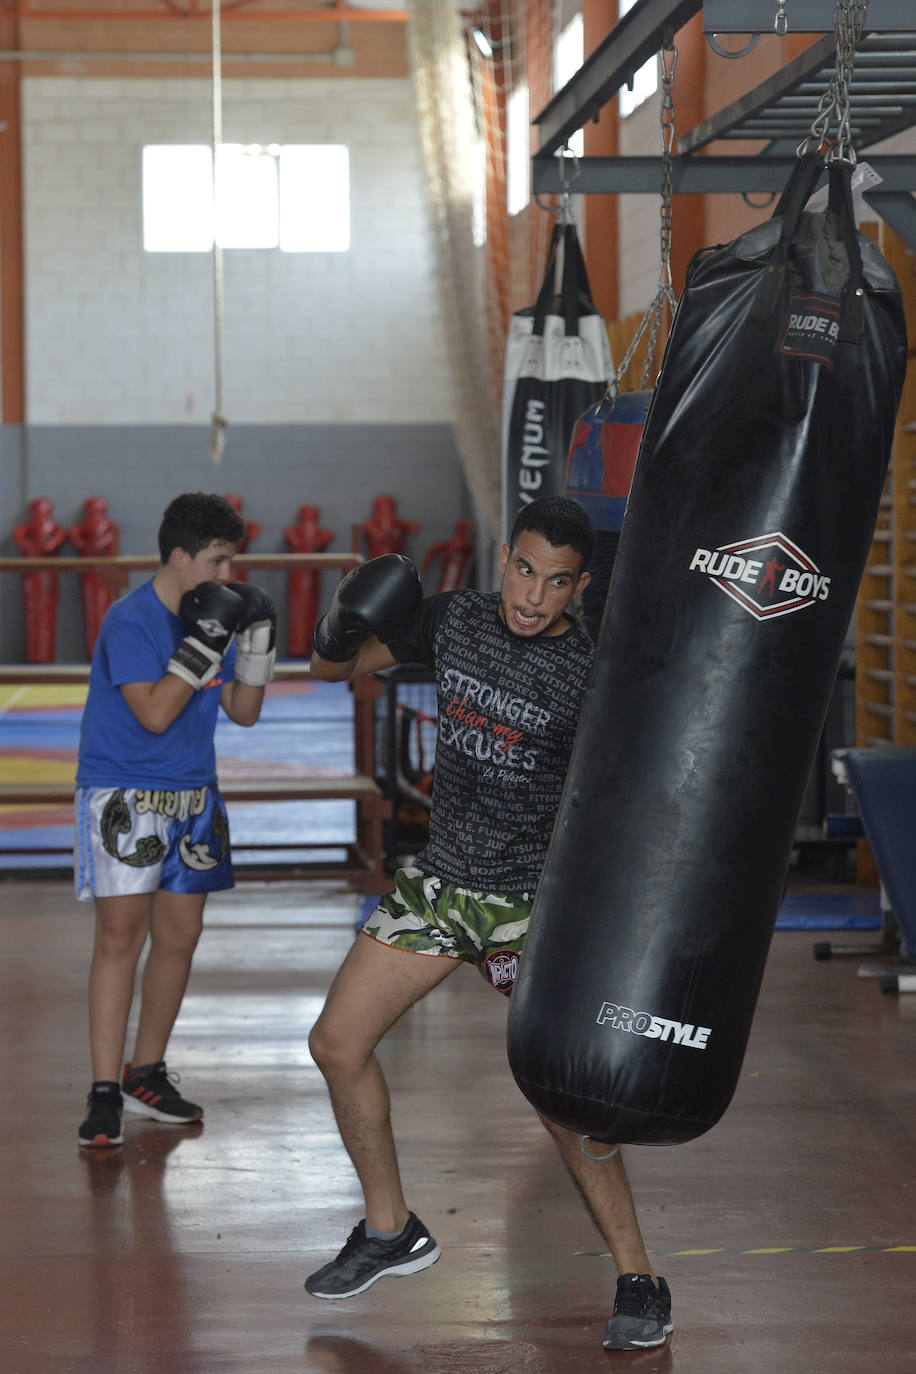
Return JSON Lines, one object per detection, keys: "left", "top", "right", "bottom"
{"left": 388, "top": 590, "right": 593, "bottom": 892}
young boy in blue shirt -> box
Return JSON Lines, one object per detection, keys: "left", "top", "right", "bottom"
{"left": 75, "top": 492, "right": 276, "bottom": 1147}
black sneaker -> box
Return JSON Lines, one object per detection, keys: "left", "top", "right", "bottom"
{"left": 603, "top": 1273, "right": 673, "bottom": 1350}
{"left": 121, "top": 1061, "right": 203, "bottom": 1124}
{"left": 78, "top": 1081, "right": 124, "bottom": 1148}
{"left": 305, "top": 1213, "right": 441, "bottom": 1299}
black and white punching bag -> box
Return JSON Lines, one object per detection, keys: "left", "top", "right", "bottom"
{"left": 508, "top": 156, "right": 908, "bottom": 1145}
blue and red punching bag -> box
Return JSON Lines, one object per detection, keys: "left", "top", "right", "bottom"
{"left": 565, "top": 389, "right": 650, "bottom": 640}
{"left": 508, "top": 156, "right": 908, "bottom": 1145}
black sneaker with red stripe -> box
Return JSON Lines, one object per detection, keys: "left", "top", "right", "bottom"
{"left": 122, "top": 1061, "right": 203, "bottom": 1124}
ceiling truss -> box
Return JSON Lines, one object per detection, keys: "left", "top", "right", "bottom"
{"left": 532, "top": 0, "right": 916, "bottom": 250}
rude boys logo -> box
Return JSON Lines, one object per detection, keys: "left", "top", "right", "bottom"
{"left": 689, "top": 532, "right": 831, "bottom": 621}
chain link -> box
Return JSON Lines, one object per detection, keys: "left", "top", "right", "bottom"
{"left": 610, "top": 33, "right": 678, "bottom": 400}
{"left": 797, "top": 0, "right": 869, "bottom": 165}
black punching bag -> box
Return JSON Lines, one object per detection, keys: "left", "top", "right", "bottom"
{"left": 507, "top": 156, "right": 908, "bottom": 1145}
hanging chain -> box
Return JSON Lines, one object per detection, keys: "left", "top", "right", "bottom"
{"left": 774, "top": 1, "right": 789, "bottom": 37}
{"left": 833, "top": 0, "right": 868, "bottom": 163}
{"left": 657, "top": 39, "right": 677, "bottom": 293}
{"left": 610, "top": 32, "right": 678, "bottom": 400}
{"left": 797, "top": 1, "right": 869, "bottom": 165}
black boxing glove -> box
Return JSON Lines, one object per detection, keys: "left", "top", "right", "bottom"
{"left": 312, "top": 554, "right": 422, "bottom": 663}
{"left": 224, "top": 581, "right": 277, "bottom": 687}
{"left": 168, "top": 581, "right": 245, "bottom": 690}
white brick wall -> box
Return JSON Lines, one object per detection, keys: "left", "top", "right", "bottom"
{"left": 23, "top": 77, "right": 453, "bottom": 424}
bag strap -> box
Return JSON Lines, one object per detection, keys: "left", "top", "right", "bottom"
{"left": 752, "top": 153, "right": 864, "bottom": 340}
{"left": 753, "top": 154, "right": 827, "bottom": 317}
{"left": 827, "top": 161, "right": 865, "bottom": 341}
{"left": 771, "top": 151, "right": 826, "bottom": 241}
{"left": 532, "top": 221, "right": 598, "bottom": 336}
{"left": 532, "top": 222, "right": 565, "bottom": 334}
{"left": 560, "top": 224, "right": 597, "bottom": 334}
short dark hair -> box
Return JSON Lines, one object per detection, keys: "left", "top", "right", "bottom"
{"left": 508, "top": 496, "right": 595, "bottom": 569}
{"left": 158, "top": 492, "right": 246, "bottom": 562}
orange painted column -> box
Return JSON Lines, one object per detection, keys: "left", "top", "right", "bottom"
{"left": 583, "top": 0, "right": 620, "bottom": 326}
{"left": 482, "top": 1, "right": 510, "bottom": 378}
{"left": 0, "top": 13, "right": 24, "bottom": 424}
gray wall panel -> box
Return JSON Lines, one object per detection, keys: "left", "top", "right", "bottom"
{"left": 1, "top": 423, "right": 469, "bottom": 661}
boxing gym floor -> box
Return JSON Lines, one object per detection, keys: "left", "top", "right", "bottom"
{"left": 1, "top": 685, "right": 914, "bottom": 1372}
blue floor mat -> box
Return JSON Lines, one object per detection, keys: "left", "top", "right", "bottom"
{"left": 0, "top": 678, "right": 360, "bottom": 867}
{"left": 775, "top": 889, "right": 881, "bottom": 930}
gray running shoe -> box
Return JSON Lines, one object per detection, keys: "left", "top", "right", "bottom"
{"left": 305, "top": 1213, "right": 441, "bottom": 1299}
{"left": 603, "top": 1273, "right": 673, "bottom": 1350}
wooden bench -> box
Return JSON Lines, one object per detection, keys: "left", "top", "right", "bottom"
{"left": 0, "top": 664, "right": 391, "bottom": 893}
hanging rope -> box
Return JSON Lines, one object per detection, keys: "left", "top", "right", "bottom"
{"left": 607, "top": 31, "right": 679, "bottom": 403}
{"left": 797, "top": 1, "right": 869, "bottom": 166}
{"left": 209, "top": 0, "right": 227, "bottom": 462}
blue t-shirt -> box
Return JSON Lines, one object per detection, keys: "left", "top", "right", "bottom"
{"left": 77, "top": 578, "right": 235, "bottom": 790}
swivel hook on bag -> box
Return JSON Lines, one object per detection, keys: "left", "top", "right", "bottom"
{"left": 535, "top": 144, "right": 581, "bottom": 220}
{"left": 557, "top": 145, "right": 580, "bottom": 224}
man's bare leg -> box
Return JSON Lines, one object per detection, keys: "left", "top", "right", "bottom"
{"left": 539, "top": 1114, "right": 655, "bottom": 1280}
{"left": 540, "top": 1114, "right": 672, "bottom": 1349}
{"left": 308, "top": 932, "right": 458, "bottom": 1233}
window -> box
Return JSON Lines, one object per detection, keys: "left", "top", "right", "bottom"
{"left": 216, "top": 145, "right": 280, "bottom": 249}
{"left": 554, "top": 14, "right": 584, "bottom": 158}
{"left": 142, "top": 144, "right": 350, "bottom": 253}
{"left": 618, "top": 0, "right": 658, "bottom": 117}
{"left": 143, "top": 145, "right": 214, "bottom": 252}
{"left": 471, "top": 135, "right": 487, "bottom": 248}
{"left": 279, "top": 145, "right": 350, "bottom": 252}
{"left": 506, "top": 83, "right": 530, "bottom": 217}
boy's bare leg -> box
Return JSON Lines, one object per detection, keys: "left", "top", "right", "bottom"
{"left": 89, "top": 892, "right": 154, "bottom": 1082}
{"left": 539, "top": 1114, "right": 657, "bottom": 1282}
{"left": 131, "top": 889, "right": 206, "bottom": 1067}
{"left": 308, "top": 932, "right": 458, "bottom": 1233}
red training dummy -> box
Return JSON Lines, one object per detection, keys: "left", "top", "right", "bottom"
{"left": 69, "top": 496, "right": 120, "bottom": 657}
{"left": 284, "top": 504, "right": 335, "bottom": 657}
{"left": 13, "top": 498, "right": 68, "bottom": 662}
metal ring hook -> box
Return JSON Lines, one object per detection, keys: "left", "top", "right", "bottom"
{"left": 742, "top": 190, "right": 778, "bottom": 210}
{"left": 705, "top": 32, "right": 759, "bottom": 60}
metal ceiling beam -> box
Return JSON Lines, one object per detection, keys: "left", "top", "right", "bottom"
{"left": 702, "top": 0, "right": 916, "bottom": 32}
{"left": 534, "top": 0, "right": 701, "bottom": 158}
{"left": 863, "top": 189, "right": 916, "bottom": 251}
{"left": 531, "top": 153, "right": 915, "bottom": 195}
{"left": 679, "top": 27, "right": 916, "bottom": 155}
{"left": 679, "top": 33, "right": 834, "bottom": 153}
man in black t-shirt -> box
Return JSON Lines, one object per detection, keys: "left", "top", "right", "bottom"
{"left": 304, "top": 497, "right": 673, "bottom": 1352}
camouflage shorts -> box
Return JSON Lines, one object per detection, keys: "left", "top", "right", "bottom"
{"left": 362, "top": 866, "right": 531, "bottom": 996}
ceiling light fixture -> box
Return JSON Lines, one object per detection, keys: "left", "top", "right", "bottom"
{"left": 471, "top": 26, "right": 494, "bottom": 58}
